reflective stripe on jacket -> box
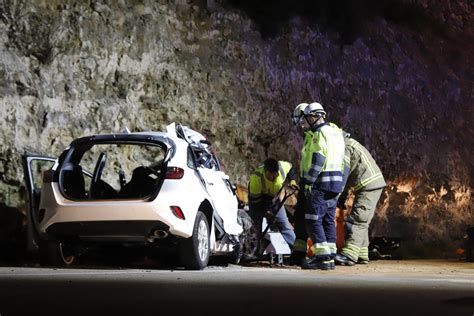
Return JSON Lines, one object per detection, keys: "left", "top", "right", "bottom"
{"left": 301, "top": 122, "right": 345, "bottom": 193}
{"left": 248, "top": 161, "right": 293, "bottom": 205}
{"left": 343, "top": 137, "right": 386, "bottom": 191}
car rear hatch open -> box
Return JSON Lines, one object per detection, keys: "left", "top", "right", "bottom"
{"left": 54, "top": 133, "right": 176, "bottom": 201}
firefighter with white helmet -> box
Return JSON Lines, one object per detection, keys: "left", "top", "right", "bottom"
{"left": 292, "top": 103, "right": 309, "bottom": 125}
{"left": 292, "top": 101, "right": 345, "bottom": 270}
{"left": 305, "top": 102, "right": 326, "bottom": 116}
{"left": 288, "top": 102, "right": 310, "bottom": 265}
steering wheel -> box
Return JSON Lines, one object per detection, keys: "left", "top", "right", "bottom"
{"left": 89, "top": 152, "right": 107, "bottom": 198}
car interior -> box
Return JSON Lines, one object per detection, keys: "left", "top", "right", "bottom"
{"left": 119, "top": 166, "right": 161, "bottom": 198}
{"left": 59, "top": 143, "right": 166, "bottom": 200}
{"left": 61, "top": 163, "right": 87, "bottom": 199}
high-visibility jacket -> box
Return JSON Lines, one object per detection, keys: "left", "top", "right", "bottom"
{"left": 248, "top": 161, "right": 294, "bottom": 206}
{"left": 301, "top": 122, "right": 345, "bottom": 193}
{"left": 341, "top": 137, "right": 386, "bottom": 192}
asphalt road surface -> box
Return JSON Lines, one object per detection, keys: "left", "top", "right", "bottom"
{"left": 0, "top": 260, "right": 473, "bottom": 316}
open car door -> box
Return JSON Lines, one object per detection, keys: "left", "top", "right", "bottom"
{"left": 21, "top": 154, "right": 57, "bottom": 253}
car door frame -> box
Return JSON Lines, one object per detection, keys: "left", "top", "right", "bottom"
{"left": 22, "top": 154, "right": 57, "bottom": 253}
{"left": 197, "top": 166, "right": 241, "bottom": 236}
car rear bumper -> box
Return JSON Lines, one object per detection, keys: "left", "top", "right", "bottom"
{"left": 39, "top": 183, "right": 197, "bottom": 239}
{"left": 46, "top": 220, "right": 171, "bottom": 243}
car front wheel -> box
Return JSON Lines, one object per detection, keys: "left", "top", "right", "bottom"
{"left": 180, "top": 211, "right": 210, "bottom": 270}
{"left": 237, "top": 209, "right": 259, "bottom": 261}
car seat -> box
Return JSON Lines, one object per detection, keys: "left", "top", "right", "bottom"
{"left": 62, "top": 164, "right": 86, "bottom": 199}
{"left": 120, "top": 166, "right": 158, "bottom": 198}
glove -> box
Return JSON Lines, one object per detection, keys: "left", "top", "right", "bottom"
{"left": 289, "top": 180, "right": 299, "bottom": 190}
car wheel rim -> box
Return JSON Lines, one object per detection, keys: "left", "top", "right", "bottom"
{"left": 197, "top": 219, "right": 209, "bottom": 262}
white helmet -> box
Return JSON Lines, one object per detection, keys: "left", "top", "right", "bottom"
{"left": 304, "top": 102, "right": 326, "bottom": 117}
{"left": 292, "top": 103, "right": 309, "bottom": 125}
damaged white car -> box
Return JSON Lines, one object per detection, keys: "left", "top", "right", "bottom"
{"left": 22, "top": 123, "right": 258, "bottom": 269}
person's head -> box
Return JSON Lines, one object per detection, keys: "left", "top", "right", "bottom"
{"left": 300, "top": 102, "right": 326, "bottom": 130}
{"left": 292, "top": 103, "right": 309, "bottom": 125}
{"left": 263, "top": 158, "right": 279, "bottom": 182}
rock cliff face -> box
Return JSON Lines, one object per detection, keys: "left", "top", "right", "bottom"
{"left": 0, "top": 0, "right": 472, "bottom": 256}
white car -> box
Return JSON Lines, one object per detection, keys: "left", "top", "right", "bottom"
{"left": 22, "top": 123, "right": 258, "bottom": 269}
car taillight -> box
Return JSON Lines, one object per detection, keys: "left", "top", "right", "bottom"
{"left": 170, "top": 206, "right": 185, "bottom": 220}
{"left": 42, "top": 170, "right": 54, "bottom": 183}
{"left": 165, "top": 167, "right": 184, "bottom": 179}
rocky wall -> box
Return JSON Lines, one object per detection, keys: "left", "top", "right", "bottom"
{"left": 0, "top": 0, "right": 472, "bottom": 257}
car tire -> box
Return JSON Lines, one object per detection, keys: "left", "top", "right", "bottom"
{"left": 39, "top": 239, "right": 76, "bottom": 266}
{"left": 180, "top": 211, "right": 210, "bottom": 270}
{"left": 237, "top": 209, "right": 259, "bottom": 261}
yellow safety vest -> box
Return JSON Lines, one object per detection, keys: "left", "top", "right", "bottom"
{"left": 300, "top": 122, "right": 345, "bottom": 193}
{"left": 248, "top": 161, "right": 292, "bottom": 205}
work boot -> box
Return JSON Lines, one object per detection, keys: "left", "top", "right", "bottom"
{"left": 287, "top": 251, "right": 306, "bottom": 266}
{"left": 357, "top": 258, "right": 369, "bottom": 264}
{"left": 301, "top": 256, "right": 333, "bottom": 270}
{"left": 335, "top": 253, "right": 356, "bottom": 266}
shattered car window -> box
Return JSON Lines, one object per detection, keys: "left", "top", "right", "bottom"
{"left": 193, "top": 145, "right": 218, "bottom": 170}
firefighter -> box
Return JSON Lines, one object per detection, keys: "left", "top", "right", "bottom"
{"left": 248, "top": 158, "right": 297, "bottom": 248}
{"left": 288, "top": 103, "right": 310, "bottom": 266}
{"left": 335, "top": 132, "right": 386, "bottom": 266}
{"left": 287, "top": 177, "right": 309, "bottom": 266}
{"left": 294, "top": 102, "right": 345, "bottom": 270}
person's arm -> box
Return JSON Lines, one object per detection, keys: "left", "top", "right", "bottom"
{"left": 303, "top": 133, "right": 326, "bottom": 190}
{"left": 285, "top": 164, "right": 299, "bottom": 189}
{"left": 287, "top": 166, "right": 296, "bottom": 181}
{"left": 338, "top": 145, "right": 351, "bottom": 209}
{"left": 248, "top": 173, "right": 263, "bottom": 208}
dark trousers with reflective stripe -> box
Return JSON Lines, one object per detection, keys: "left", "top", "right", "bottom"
{"left": 305, "top": 189, "right": 338, "bottom": 261}
{"left": 293, "top": 188, "right": 308, "bottom": 252}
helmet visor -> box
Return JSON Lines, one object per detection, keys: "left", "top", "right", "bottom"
{"left": 292, "top": 112, "right": 304, "bottom": 125}
{"left": 292, "top": 103, "right": 309, "bottom": 125}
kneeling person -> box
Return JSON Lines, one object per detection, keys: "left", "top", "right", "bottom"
{"left": 248, "top": 158, "right": 296, "bottom": 248}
